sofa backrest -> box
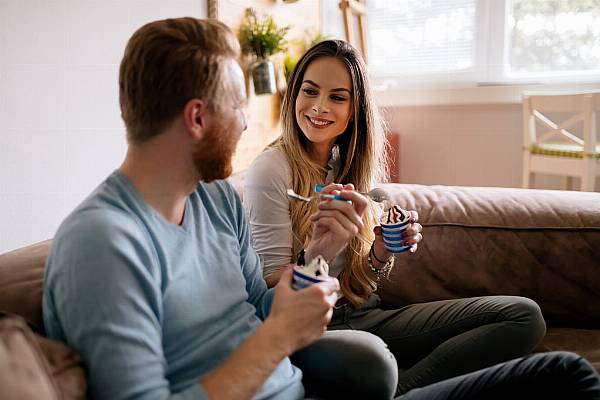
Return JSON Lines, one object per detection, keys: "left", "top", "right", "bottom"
{"left": 377, "top": 184, "right": 600, "bottom": 328}
{"left": 1, "top": 181, "right": 599, "bottom": 331}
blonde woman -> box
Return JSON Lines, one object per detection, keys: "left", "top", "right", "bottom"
{"left": 244, "top": 39, "right": 546, "bottom": 394}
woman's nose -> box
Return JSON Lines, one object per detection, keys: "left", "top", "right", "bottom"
{"left": 312, "top": 98, "right": 329, "bottom": 113}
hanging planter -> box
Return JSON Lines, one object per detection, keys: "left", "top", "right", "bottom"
{"left": 239, "top": 10, "right": 289, "bottom": 96}
{"left": 251, "top": 59, "right": 277, "bottom": 95}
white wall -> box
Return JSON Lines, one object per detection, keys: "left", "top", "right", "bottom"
{"left": 0, "top": 0, "right": 206, "bottom": 253}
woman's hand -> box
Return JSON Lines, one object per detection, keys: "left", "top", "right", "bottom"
{"left": 373, "top": 210, "right": 423, "bottom": 260}
{"left": 305, "top": 183, "right": 367, "bottom": 263}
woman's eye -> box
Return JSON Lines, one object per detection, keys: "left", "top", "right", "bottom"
{"left": 302, "top": 88, "right": 317, "bottom": 95}
{"left": 331, "top": 95, "right": 347, "bottom": 101}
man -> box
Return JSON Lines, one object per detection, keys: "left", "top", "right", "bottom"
{"left": 43, "top": 17, "right": 375, "bottom": 400}
{"left": 44, "top": 17, "right": 600, "bottom": 400}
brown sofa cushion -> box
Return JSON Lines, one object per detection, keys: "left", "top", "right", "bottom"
{"left": 377, "top": 184, "right": 600, "bottom": 328}
{"left": 0, "top": 316, "right": 56, "bottom": 400}
{"left": 0, "top": 315, "right": 86, "bottom": 400}
{"left": 0, "top": 240, "right": 51, "bottom": 331}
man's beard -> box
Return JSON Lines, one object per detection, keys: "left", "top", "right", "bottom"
{"left": 192, "top": 122, "right": 238, "bottom": 182}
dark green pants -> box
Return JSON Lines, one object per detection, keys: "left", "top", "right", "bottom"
{"left": 293, "top": 294, "right": 546, "bottom": 398}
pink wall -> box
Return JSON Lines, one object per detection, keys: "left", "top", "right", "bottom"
{"left": 383, "top": 103, "right": 599, "bottom": 191}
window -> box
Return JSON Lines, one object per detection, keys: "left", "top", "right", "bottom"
{"left": 507, "top": 0, "right": 600, "bottom": 78}
{"left": 321, "top": 0, "right": 600, "bottom": 87}
{"left": 367, "top": 0, "right": 477, "bottom": 76}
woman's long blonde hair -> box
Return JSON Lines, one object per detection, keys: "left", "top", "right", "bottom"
{"left": 271, "top": 40, "right": 390, "bottom": 305}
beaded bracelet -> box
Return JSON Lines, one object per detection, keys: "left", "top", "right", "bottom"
{"left": 370, "top": 244, "right": 388, "bottom": 264}
{"left": 368, "top": 243, "right": 394, "bottom": 282}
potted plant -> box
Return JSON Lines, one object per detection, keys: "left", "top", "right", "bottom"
{"left": 239, "top": 11, "right": 290, "bottom": 95}
{"left": 283, "top": 32, "right": 328, "bottom": 82}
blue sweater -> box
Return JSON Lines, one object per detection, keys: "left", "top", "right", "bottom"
{"left": 43, "top": 171, "right": 304, "bottom": 400}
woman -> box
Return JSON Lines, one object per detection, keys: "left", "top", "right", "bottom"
{"left": 244, "top": 39, "right": 546, "bottom": 394}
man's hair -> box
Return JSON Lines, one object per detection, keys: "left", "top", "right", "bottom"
{"left": 119, "top": 17, "right": 240, "bottom": 144}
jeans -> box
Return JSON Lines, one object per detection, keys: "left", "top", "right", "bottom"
{"left": 293, "top": 329, "right": 398, "bottom": 399}
{"left": 398, "top": 351, "right": 600, "bottom": 400}
{"left": 299, "top": 351, "right": 600, "bottom": 400}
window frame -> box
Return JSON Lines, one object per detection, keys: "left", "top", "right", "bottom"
{"left": 321, "top": 0, "right": 600, "bottom": 94}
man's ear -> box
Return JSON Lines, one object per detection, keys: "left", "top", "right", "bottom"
{"left": 183, "top": 98, "right": 209, "bottom": 140}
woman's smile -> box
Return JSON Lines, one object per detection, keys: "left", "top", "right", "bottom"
{"left": 295, "top": 56, "right": 353, "bottom": 164}
{"left": 306, "top": 115, "right": 334, "bottom": 128}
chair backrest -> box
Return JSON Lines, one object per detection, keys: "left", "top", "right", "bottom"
{"left": 339, "top": 0, "right": 368, "bottom": 63}
{"left": 523, "top": 90, "right": 600, "bottom": 154}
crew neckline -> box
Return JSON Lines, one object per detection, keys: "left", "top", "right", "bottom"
{"left": 112, "top": 170, "right": 193, "bottom": 233}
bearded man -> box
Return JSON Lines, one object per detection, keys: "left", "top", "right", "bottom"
{"left": 42, "top": 17, "right": 600, "bottom": 400}
{"left": 42, "top": 17, "right": 365, "bottom": 400}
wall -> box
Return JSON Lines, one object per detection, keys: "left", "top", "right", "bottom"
{"left": 385, "top": 104, "right": 522, "bottom": 187}
{"left": 0, "top": 1, "right": 206, "bottom": 253}
{"left": 385, "top": 103, "right": 600, "bottom": 190}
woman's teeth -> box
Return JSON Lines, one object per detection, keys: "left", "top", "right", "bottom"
{"left": 308, "top": 117, "right": 332, "bottom": 126}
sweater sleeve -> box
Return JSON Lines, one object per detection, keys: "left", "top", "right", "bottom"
{"left": 222, "top": 180, "right": 275, "bottom": 320}
{"left": 244, "top": 149, "right": 295, "bottom": 278}
{"left": 43, "top": 211, "right": 209, "bottom": 400}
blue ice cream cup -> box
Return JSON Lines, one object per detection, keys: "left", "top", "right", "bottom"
{"left": 380, "top": 206, "right": 411, "bottom": 253}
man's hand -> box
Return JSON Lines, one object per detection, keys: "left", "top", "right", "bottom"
{"left": 265, "top": 267, "right": 339, "bottom": 354}
{"left": 202, "top": 266, "right": 338, "bottom": 400}
{"left": 305, "top": 183, "right": 368, "bottom": 263}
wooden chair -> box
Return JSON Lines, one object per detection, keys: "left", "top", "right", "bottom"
{"left": 522, "top": 91, "right": 600, "bottom": 191}
{"left": 339, "top": 0, "right": 368, "bottom": 63}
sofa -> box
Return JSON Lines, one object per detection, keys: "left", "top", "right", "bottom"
{"left": 1, "top": 180, "right": 599, "bottom": 398}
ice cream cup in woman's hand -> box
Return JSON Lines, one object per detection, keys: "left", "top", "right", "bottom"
{"left": 380, "top": 205, "right": 412, "bottom": 253}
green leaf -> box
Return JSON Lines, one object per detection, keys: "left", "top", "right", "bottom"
{"left": 239, "top": 11, "right": 290, "bottom": 59}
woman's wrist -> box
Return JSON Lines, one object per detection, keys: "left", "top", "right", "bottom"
{"left": 368, "top": 243, "right": 394, "bottom": 282}
{"left": 303, "top": 246, "right": 317, "bottom": 266}
{"left": 305, "top": 243, "right": 336, "bottom": 266}
{"left": 371, "top": 241, "right": 392, "bottom": 267}
{"left": 371, "top": 243, "right": 393, "bottom": 266}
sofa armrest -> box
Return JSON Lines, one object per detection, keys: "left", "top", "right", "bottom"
{"left": 377, "top": 184, "right": 600, "bottom": 328}
{"left": 0, "top": 240, "right": 52, "bottom": 332}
